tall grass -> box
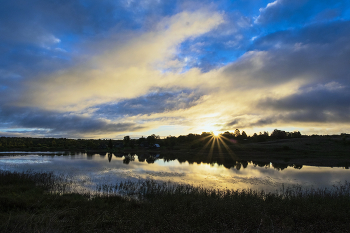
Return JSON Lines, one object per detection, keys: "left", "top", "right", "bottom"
{"left": 1, "top": 170, "right": 350, "bottom": 232}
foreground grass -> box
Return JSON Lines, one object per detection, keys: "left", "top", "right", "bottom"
{"left": 1, "top": 171, "right": 350, "bottom": 232}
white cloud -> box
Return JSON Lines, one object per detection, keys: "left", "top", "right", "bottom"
{"left": 18, "top": 10, "right": 224, "bottom": 111}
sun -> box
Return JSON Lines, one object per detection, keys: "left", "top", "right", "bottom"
{"left": 211, "top": 130, "right": 220, "bottom": 137}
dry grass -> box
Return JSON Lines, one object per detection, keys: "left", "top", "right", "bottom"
{"left": 1, "top": 170, "right": 350, "bottom": 232}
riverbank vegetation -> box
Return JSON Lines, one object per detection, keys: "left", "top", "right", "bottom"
{"left": 1, "top": 170, "right": 350, "bottom": 232}
{"left": 1, "top": 129, "right": 349, "bottom": 151}
{"left": 1, "top": 130, "right": 349, "bottom": 168}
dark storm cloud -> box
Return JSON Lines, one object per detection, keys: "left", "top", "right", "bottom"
{"left": 0, "top": 0, "right": 134, "bottom": 72}
{"left": 0, "top": 0, "right": 130, "bottom": 44}
{"left": 260, "top": 86, "right": 350, "bottom": 123}
{"left": 226, "top": 119, "right": 241, "bottom": 127}
{"left": 263, "top": 87, "right": 350, "bottom": 111}
{"left": 223, "top": 117, "right": 278, "bottom": 129}
{"left": 247, "top": 20, "right": 350, "bottom": 125}
{"left": 223, "top": 85, "right": 350, "bottom": 128}
{"left": 255, "top": 0, "right": 350, "bottom": 28}
{"left": 0, "top": 0, "right": 122, "bottom": 99}
{"left": 93, "top": 90, "right": 202, "bottom": 119}
{"left": 0, "top": 106, "right": 143, "bottom": 137}
{"left": 253, "top": 20, "right": 350, "bottom": 49}
{"left": 222, "top": 20, "right": 350, "bottom": 88}
{"left": 219, "top": 19, "right": 350, "bottom": 128}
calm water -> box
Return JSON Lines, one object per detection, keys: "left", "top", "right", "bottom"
{"left": 0, "top": 152, "right": 349, "bottom": 193}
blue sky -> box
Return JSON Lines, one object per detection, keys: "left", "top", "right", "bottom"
{"left": 1, "top": 0, "right": 350, "bottom": 138}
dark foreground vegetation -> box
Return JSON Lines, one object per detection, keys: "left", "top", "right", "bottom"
{"left": 1, "top": 170, "right": 350, "bottom": 232}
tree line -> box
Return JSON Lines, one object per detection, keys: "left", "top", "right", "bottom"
{"left": 0, "top": 129, "right": 303, "bottom": 151}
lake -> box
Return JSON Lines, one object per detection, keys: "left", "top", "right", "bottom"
{"left": 0, "top": 151, "right": 349, "bottom": 194}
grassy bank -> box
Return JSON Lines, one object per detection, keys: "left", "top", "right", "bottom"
{"left": 1, "top": 171, "right": 350, "bottom": 232}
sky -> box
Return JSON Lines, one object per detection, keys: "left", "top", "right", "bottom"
{"left": 1, "top": 0, "right": 350, "bottom": 139}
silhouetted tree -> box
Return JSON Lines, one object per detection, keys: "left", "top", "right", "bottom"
{"left": 271, "top": 129, "right": 287, "bottom": 139}
{"left": 123, "top": 136, "right": 130, "bottom": 146}
{"left": 241, "top": 131, "right": 247, "bottom": 139}
{"left": 234, "top": 129, "right": 240, "bottom": 138}
{"left": 222, "top": 131, "right": 233, "bottom": 139}
{"left": 147, "top": 134, "right": 158, "bottom": 145}
{"left": 291, "top": 131, "right": 302, "bottom": 138}
{"left": 108, "top": 153, "right": 112, "bottom": 162}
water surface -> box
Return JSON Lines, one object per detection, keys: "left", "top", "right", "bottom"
{"left": 0, "top": 152, "right": 349, "bottom": 193}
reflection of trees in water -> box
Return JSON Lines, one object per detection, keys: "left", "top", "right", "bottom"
{"left": 113, "top": 154, "right": 123, "bottom": 158}
{"left": 137, "top": 154, "right": 159, "bottom": 164}
{"left": 250, "top": 161, "right": 305, "bottom": 171}
{"left": 138, "top": 154, "right": 146, "bottom": 162}
{"left": 123, "top": 154, "right": 135, "bottom": 164}
{"left": 293, "top": 164, "right": 303, "bottom": 169}
{"left": 106, "top": 150, "right": 307, "bottom": 171}
{"left": 271, "top": 163, "right": 288, "bottom": 170}
{"left": 86, "top": 153, "right": 94, "bottom": 160}
{"left": 146, "top": 155, "right": 157, "bottom": 164}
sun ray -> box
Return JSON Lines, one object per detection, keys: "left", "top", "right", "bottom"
{"left": 207, "top": 136, "right": 216, "bottom": 163}
{"left": 216, "top": 136, "right": 225, "bottom": 165}
{"left": 216, "top": 136, "right": 223, "bottom": 153}
{"left": 217, "top": 136, "right": 238, "bottom": 160}
{"left": 219, "top": 135, "right": 236, "bottom": 143}
{"left": 192, "top": 134, "right": 213, "bottom": 145}
{"left": 197, "top": 136, "right": 214, "bottom": 155}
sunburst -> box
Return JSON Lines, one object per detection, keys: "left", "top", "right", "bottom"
{"left": 194, "top": 131, "right": 239, "bottom": 164}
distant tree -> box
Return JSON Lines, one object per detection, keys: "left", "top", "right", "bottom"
{"left": 123, "top": 136, "right": 130, "bottom": 146}
{"left": 234, "top": 129, "right": 241, "bottom": 138}
{"left": 51, "top": 140, "right": 57, "bottom": 147}
{"left": 177, "top": 135, "right": 187, "bottom": 143}
{"left": 130, "top": 140, "right": 135, "bottom": 149}
{"left": 241, "top": 131, "right": 247, "bottom": 139}
{"left": 222, "top": 131, "right": 233, "bottom": 138}
{"left": 138, "top": 136, "right": 146, "bottom": 144}
{"left": 201, "top": 132, "right": 211, "bottom": 138}
{"left": 166, "top": 136, "right": 177, "bottom": 149}
{"left": 108, "top": 139, "right": 113, "bottom": 149}
{"left": 291, "top": 131, "right": 301, "bottom": 138}
{"left": 187, "top": 133, "right": 196, "bottom": 142}
{"left": 147, "top": 134, "right": 158, "bottom": 145}
{"left": 255, "top": 132, "right": 268, "bottom": 142}
{"left": 271, "top": 129, "right": 287, "bottom": 139}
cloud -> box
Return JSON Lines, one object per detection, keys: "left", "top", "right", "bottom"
{"left": 1, "top": 1, "right": 350, "bottom": 137}
{"left": 93, "top": 89, "right": 203, "bottom": 119}
{"left": 259, "top": 83, "right": 350, "bottom": 123}
{"left": 0, "top": 106, "right": 144, "bottom": 138}
{"left": 117, "top": 18, "right": 350, "bottom": 134}
{"left": 0, "top": 0, "right": 125, "bottom": 45}
{"left": 17, "top": 10, "right": 223, "bottom": 111}
{"left": 221, "top": 21, "right": 350, "bottom": 90}
{"left": 255, "top": 0, "right": 350, "bottom": 28}
{"left": 190, "top": 19, "right": 350, "bottom": 132}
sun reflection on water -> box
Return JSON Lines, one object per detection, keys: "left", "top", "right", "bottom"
{"left": 0, "top": 151, "right": 349, "bottom": 194}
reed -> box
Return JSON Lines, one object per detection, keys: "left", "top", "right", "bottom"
{"left": 1, "top": 170, "right": 349, "bottom": 232}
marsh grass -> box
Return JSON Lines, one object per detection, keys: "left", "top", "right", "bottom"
{"left": 1, "top": 170, "right": 350, "bottom": 232}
